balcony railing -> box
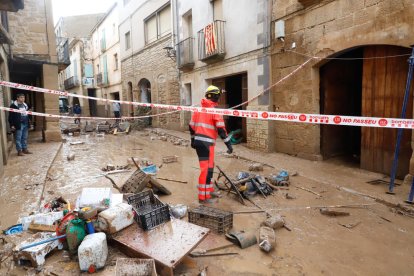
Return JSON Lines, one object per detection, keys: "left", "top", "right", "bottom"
{"left": 197, "top": 20, "right": 226, "bottom": 62}
{"left": 64, "top": 76, "right": 80, "bottom": 90}
{"left": 96, "top": 72, "right": 108, "bottom": 87}
{"left": 177, "top": 37, "right": 194, "bottom": 70}
{"left": 0, "top": 11, "right": 12, "bottom": 44}
{"left": 56, "top": 37, "right": 70, "bottom": 72}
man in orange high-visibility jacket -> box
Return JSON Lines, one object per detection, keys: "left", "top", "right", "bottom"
{"left": 189, "top": 86, "right": 233, "bottom": 204}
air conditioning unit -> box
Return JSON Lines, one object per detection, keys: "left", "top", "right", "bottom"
{"left": 274, "top": 20, "right": 285, "bottom": 39}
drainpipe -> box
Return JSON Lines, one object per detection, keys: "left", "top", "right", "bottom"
{"left": 388, "top": 46, "right": 414, "bottom": 195}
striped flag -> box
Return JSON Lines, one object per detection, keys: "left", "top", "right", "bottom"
{"left": 204, "top": 23, "right": 216, "bottom": 56}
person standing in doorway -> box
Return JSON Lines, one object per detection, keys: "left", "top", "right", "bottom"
{"left": 8, "top": 94, "right": 32, "bottom": 156}
{"left": 112, "top": 101, "right": 121, "bottom": 123}
{"left": 73, "top": 103, "right": 81, "bottom": 124}
{"left": 189, "top": 86, "right": 233, "bottom": 204}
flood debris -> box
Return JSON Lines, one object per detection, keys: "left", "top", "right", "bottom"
{"left": 101, "top": 164, "right": 130, "bottom": 172}
{"left": 320, "top": 208, "right": 350, "bottom": 217}
{"left": 190, "top": 244, "right": 235, "bottom": 257}
{"left": 262, "top": 214, "right": 285, "bottom": 230}
{"left": 189, "top": 205, "right": 233, "bottom": 234}
{"left": 162, "top": 155, "right": 178, "bottom": 164}
{"left": 13, "top": 233, "right": 61, "bottom": 269}
{"left": 97, "top": 203, "right": 134, "bottom": 234}
{"left": 249, "top": 163, "right": 264, "bottom": 171}
{"left": 259, "top": 226, "right": 276, "bottom": 252}
{"left": 78, "top": 232, "right": 108, "bottom": 273}
{"left": 66, "top": 153, "right": 75, "bottom": 161}
{"left": 294, "top": 185, "right": 321, "bottom": 197}
{"left": 338, "top": 221, "right": 361, "bottom": 229}
{"left": 115, "top": 258, "right": 157, "bottom": 276}
{"left": 285, "top": 193, "right": 296, "bottom": 200}
{"left": 77, "top": 188, "right": 112, "bottom": 210}
{"left": 169, "top": 204, "right": 188, "bottom": 219}
{"left": 69, "top": 141, "right": 84, "bottom": 145}
{"left": 18, "top": 211, "right": 63, "bottom": 231}
{"left": 267, "top": 170, "right": 290, "bottom": 187}
{"left": 225, "top": 230, "right": 257, "bottom": 249}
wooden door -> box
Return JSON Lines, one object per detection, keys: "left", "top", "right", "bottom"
{"left": 212, "top": 78, "right": 227, "bottom": 108}
{"left": 361, "top": 45, "right": 413, "bottom": 177}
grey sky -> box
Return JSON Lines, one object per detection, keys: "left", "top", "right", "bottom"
{"left": 52, "top": 0, "right": 116, "bottom": 25}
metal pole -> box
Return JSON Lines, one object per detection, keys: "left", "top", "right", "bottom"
{"left": 406, "top": 176, "right": 414, "bottom": 204}
{"left": 388, "top": 47, "right": 414, "bottom": 194}
{"left": 19, "top": 235, "right": 66, "bottom": 251}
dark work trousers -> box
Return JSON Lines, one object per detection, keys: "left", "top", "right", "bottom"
{"left": 195, "top": 142, "right": 215, "bottom": 200}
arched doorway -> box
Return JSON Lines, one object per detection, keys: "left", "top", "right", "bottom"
{"left": 320, "top": 45, "right": 413, "bottom": 177}
{"left": 138, "top": 78, "right": 152, "bottom": 125}
{"left": 138, "top": 78, "right": 151, "bottom": 103}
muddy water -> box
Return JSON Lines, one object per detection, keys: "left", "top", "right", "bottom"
{"left": 2, "top": 128, "right": 414, "bottom": 275}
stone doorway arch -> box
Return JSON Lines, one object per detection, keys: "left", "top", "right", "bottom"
{"left": 138, "top": 78, "right": 151, "bottom": 103}
{"left": 319, "top": 45, "right": 413, "bottom": 177}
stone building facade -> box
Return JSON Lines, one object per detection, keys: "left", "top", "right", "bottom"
{"left": 119, "top": 0, "right": 181, "bottom": 129}
{"left": 271, "top": 0, "right": 414, "bottom": 179}
{"left": 0, "top": 0, "right": 60, "bottom": 158}
{"left": 55, "top": 14, "right": 105, "bottom": 116}
{"left": 174, "top": 0, "right": 273, "bottom": 150}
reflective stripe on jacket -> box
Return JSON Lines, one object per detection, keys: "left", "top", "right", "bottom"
{"left": 189, "top": 98, "right": 227, "bottom": 145}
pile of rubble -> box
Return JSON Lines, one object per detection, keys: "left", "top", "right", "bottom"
{"left": 149, "top": 129, "right": 189, "bottom": 147}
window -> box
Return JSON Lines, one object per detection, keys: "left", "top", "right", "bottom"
{"left": 125, "top": 31, "right": 131, "bottom": 50}
{"left": 145, "top": 4, "right": 171, "bottom": 44}
{"left": 114, "top": 54, "right": 118, "bottom": 70}
{"left": 101, "top": 28, "right": 106, "bottom": 51}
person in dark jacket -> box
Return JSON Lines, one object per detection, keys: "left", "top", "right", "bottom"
{"left": 9, "top": 94, "right": 32, "bottom": 156}
{"left": 73, "top": 103, "right": 81, "bottom": 124}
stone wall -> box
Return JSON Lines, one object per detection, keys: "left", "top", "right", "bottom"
{"left": 8, "top": 0, "right": 50, "bottom": 58}
{"left": 121, "top": 36, "right": 181, "bottom": 130}
{"left": 271, "top": 0, "right": 414, "bottom": 160}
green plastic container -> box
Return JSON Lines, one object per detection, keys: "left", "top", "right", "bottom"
{"left": 66, "top": 218, "right": 86, "bottom": 254}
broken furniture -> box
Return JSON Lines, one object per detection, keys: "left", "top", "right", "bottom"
{"left": 112, "top": 219, "right": 209, "bottom": 276}
{"left": 188, "top": 205, "right": 233, "bottom": 234}
{"left": 215, "top": 166, "right": 246, "bottom": 205}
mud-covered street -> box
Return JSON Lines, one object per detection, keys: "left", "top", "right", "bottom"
{"left": 1, "top": 127, "right": 414, "bottom": 276}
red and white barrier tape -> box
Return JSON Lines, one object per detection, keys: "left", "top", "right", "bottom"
{"left": 2, "top": 104, "right": 414, "bottom": 129}
{"left": 0, "top": 106, "right": 179, "bottom": 121}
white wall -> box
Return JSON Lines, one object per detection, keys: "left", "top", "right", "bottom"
{"left": 118, "top": 0, "right": 170, "bottom": 61}
{"left": 176, "top": 0, "right": 263, "bottom": 68}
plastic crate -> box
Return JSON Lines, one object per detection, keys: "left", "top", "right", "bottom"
{"left": 115, "top": 258, "right": 157, "bottom": 276}
{"left": 122, "top": 170, "right": 151, "bottom": 194}
{"left": 188, "top": 205, "right": 233, "bottom": 234}
{"left": 127, "top": 190, "right": 170, "bottom": 231}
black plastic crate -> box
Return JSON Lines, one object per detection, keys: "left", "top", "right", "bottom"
{"left": 188, "top": 205, "right": 233, "bottom": 234}
{"left": 127, "top": 190, "right": 170, "bottom": 231}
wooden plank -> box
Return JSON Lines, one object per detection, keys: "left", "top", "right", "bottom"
{"left": 112, "top": 219, "right": 209, "bottom": 273}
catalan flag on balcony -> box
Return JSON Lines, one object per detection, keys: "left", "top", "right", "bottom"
{"left": 204, "top": 23, "right": 216, "bottom": 56}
